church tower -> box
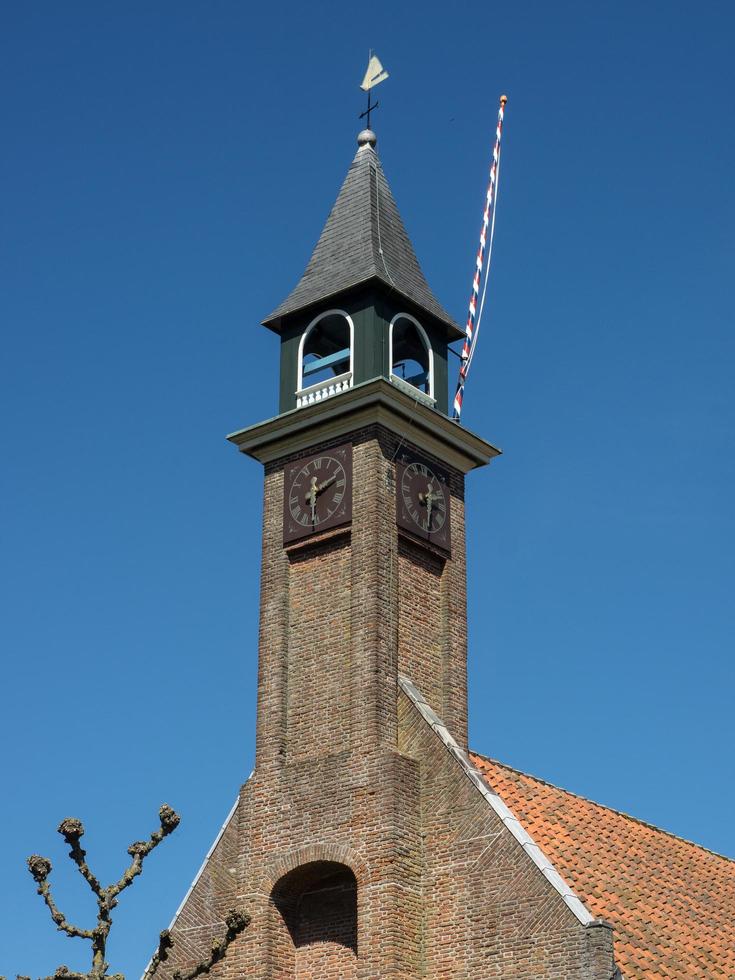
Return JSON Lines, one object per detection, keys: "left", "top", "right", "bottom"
{"left": 159, "top": 128, "right": 618, "bottom": 980}
{"left": 231, "top": 127, "right": 498, "bottom": 770}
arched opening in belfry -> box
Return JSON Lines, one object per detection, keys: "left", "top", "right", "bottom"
{"left": 298, "top": 310, "right": 353, "bottom": 402}
{"left": 390, "top": 313, "right": 433, "bottom": 400}
{"left": 270, "top": 861, "right": 358, "bottom": 977}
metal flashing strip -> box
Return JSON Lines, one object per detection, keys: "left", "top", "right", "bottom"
{"left": 397, "top": 675, "right": 595, "bottom": 927}
{"left": 140, "top": 790, "right": 242, "bottom": 978}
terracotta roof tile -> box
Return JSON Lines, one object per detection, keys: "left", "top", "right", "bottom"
{"left": 470, "top": 753, "right": 735, "bottom": 980}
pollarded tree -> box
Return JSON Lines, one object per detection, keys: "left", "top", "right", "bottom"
{"left": 2, "top": 806, "right": 249, "bottom": 980}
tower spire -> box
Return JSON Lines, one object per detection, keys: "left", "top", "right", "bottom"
{"left": 263, "top": 129, "right": 461, "bottom": 339}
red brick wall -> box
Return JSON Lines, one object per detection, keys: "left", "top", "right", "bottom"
{"left": 398, "top": 538, "right": 445, "bottom": 724}
{"left": 269, "top": 861, "right": 358, "bottom": 979}
{"left": 286, "top": 537, "right": 352, "bottom": 760}
{"left": 253, "top": 427, "right": 468, "bottom": 771}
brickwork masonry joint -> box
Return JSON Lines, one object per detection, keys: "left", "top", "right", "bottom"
{"left": 398, "top": 673, "right": 597, "bottom": 929}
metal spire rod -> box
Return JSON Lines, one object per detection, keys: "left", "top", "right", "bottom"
{"left": 359, "top": 50, "right": 389, "bottom": 129}
{"left": 359, "top": 88, "right": 380, "bottom": 129}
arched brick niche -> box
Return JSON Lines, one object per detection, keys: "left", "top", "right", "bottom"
{"left": 270, "top": 860, "right": 358, "bottom": 978}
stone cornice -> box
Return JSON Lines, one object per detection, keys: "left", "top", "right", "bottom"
{"left": 226, "top": 378, "right": 501, "bottom": 473}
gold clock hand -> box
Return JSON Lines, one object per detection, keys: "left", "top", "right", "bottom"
{"left": 316, "top": 473, "right": 337, "bottom": 494}
{"left": 426, "top": 484, "right": 434, "bottom": 528}
{"left": 306, "top": 476, "right": 318, "bottom": 523}
{"left": 417, "top": 485, "right": 435, "bottom": 528}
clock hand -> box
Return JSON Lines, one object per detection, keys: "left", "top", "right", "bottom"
{"left": 304, "top": 473, "right": 336, "bottom": 502}
{"left": 306, "top": 476, "right": 318, "bottom": 524}
{"left": 315, "top": 473, "right": 337, "bottom": 494}
{"left": 418, "top": 485, "right": 436, "bottom": 528}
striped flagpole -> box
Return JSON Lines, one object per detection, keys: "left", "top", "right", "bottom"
{"left": 453, "top": 94, "right": 508, "bottom": 421}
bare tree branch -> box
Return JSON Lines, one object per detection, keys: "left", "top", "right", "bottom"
{"left": 39, "top": 966, "right": 87, "bottom": 980}
{"left": 57, "top": 820, "right": 102, "bottom": 897}
{"left": 32, "top": 969, "right": 122, "bottom": 980}
{"left": 142, "top": 929, "right": 174, "bottom": 980}
{"left": 108, "top": 805, "right": 180, "bottom": 901}
{"left": 144, "top": 910, "right": 250, "bottom": 980}
{"left": 27, "top": 856, "right": 93, "bottom": 941}
{"left": 10, "top": 806, "right": 249, "bottom": 980}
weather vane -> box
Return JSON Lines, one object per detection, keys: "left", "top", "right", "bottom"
{"left": 359, "top": 51, "right": 389, "bottom": 130}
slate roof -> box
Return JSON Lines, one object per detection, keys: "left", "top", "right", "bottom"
{"left": 471, "top": 753, "right": 735, "bottom": 980}
{"left": 263, "top": 132, "right": 462, "bottom": 338}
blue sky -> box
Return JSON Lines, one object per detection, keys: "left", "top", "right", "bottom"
{"left": 1, "top": 1, "right": 733, "bottom": 975}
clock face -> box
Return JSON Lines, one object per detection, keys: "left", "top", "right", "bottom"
{"left": 283, "top": 443, "right": 353, "bottom": 543}
{"left": 396, "top": 454, "right": 451, "bottom": 552}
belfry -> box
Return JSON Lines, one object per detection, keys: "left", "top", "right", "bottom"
{"left": 155, "top": 125, "right": 735, "bottom": 980}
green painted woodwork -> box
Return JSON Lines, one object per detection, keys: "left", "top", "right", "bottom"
{"left": 276, "top": 286, "right": 450, "bottom": 417}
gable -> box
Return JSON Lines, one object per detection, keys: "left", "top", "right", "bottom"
{"left": 397, "top": 675, "right": 614, "bottom": 977}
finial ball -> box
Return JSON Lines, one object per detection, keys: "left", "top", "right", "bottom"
{"left": 500, "top": 95, "right": 508, "bottom": 105}
{"left": 357, "top": 129, "right": 377, "bottom": 148}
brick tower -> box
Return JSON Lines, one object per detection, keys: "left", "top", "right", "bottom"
{"left": 159, "top": 128, "right": 618, "bottom": 979}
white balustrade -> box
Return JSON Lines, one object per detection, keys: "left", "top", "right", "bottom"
{"left": 296, "top": 372, "right": 353, "bottom": 409}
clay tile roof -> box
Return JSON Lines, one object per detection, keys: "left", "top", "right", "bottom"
{"left": 262, "top": 135, "right": 462, "bottom": 339}
{"left": 470, "top": 753, "right": 735, "bottom": 980}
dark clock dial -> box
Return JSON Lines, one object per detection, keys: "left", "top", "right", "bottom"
{"left": 283, "top": 444, "right": 353, "bottom": 543}
{"left": 396, "top": 455, "right": 451, "bottom": 551}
